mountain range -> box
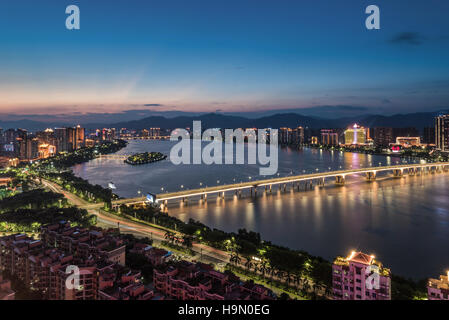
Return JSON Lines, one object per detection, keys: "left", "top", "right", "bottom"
{"left": 1, "top": 110, "right": 447, "bottom": 132}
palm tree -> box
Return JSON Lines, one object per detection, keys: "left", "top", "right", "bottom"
{"left": 303, "top": 281, "right": 311, "bottom": 293}
{"left": 182, "top": 235, "right": 193, "bottom": 248}
{"left": 244, "top": 258, "right": 253, "bottom": 271}
{"left": 230, "top": 253, "right": 241, "bottom": 266}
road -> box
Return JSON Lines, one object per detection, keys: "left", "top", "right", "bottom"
{"left": 41, "top": 178, "right": 327, "bottom": 298}
{"left": 41, "top": 179, "right": 230, "bottom": 265}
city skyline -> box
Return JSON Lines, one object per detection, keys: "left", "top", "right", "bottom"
{"left": 1, "top": 1, "right": 449, "bottom": 116}
{"left": 2, "top": 0, "right": 449, "bottom": 304}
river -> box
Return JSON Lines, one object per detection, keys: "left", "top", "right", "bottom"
{"left": 72, "top": 140, "right": 449, "bottom": 279}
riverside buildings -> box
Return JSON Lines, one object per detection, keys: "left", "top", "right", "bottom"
{"left": 427, "top": 271, "right": 449, "bottom": 300}
{"left": 332, "top": 251, "right": 391, "bottom": 300}
{"left": 436, "top": 114, "right": 449, "bottom": 152}
{"left": 0, "top": 126, "right": 86, "bottom": 161}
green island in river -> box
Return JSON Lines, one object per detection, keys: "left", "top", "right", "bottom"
{"left": 124, "top": 152, "right": 167, "bottom": 165}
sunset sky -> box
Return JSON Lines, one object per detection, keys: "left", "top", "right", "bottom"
{"left": 1, "top": 0, "right": 449, "bottom": 116}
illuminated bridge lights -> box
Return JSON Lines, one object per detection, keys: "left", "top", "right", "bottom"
{"left": 103, "top": 162, "right": 449, "bottom": 209}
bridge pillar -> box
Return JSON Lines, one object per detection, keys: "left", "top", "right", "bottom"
{"left": 283, "top": 184, "right": 287, "bottom": 192}
{"left": 221, "top": 191, "right": 225, "bottom": 199}
{"left": 365, "top": 171, "right": 376, "bottom": 181}
{"left": 269, "top": 185, "right": 272, "bottom": 194}
{"left": 393, "top": 169, "right": 403, "bottom": 178}
{"left": 335, "top": 175, "right": 345, "bottom": 185}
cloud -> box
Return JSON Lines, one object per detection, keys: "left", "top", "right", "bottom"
{"left": 381, "top": 99, "right": 391, "bottom": 104}
{"left": 143, "top": 104, "right": 163, "bottom": 107}
{"left": 389, "top": 32, "right": 425, "bottom": 45}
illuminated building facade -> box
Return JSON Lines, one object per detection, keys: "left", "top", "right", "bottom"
{"left": 279, "top": 127, "right": 291, "bottom": 144}
{"left": 428, "top": 271, "right": 449, "bottom": 300}
{"left": 436, "top": 114, "right": 449, "bottom": 152}
{"left": 320, "top": 129, "right": 339, "bottom": 146}
{"left": 395, "top": 137, "right": 421, "bottom": 148}
{"left": 279, "top": 126, "right": 304, "bottom": 145}
{"left": 38, "top": 143, "right": 56, "bottom": 159}
{"left": 344, "top": 124, "right": 367, "bottom": 145}
{"left": 332, "top": 251, "right": 391, "bottom": 300}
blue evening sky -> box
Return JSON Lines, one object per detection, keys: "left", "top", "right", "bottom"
{"left": 0, "top": 0, "right": 448, "bottom": 115}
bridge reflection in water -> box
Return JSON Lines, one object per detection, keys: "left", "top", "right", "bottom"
{"left": 109, "top": 162, "right": 449, "bottom": 212}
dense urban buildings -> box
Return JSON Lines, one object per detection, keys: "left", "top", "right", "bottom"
{"left": 279, "top": 126, "right": 304, "bottom": 145}
{"left": 153, "top": 261, "right": 276, "bottom": 300}
{"left": 332, "top": 251, "right": 391, "bottom": 300}
{"left": 0, "top": 222, "right": 276, "bottom": 300}
{"left": 0, "top": 222, "right": 131, "bottom": 300}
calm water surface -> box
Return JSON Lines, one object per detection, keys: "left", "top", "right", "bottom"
{"left": 73, "top": 140, "right": 449, "bottom": 278}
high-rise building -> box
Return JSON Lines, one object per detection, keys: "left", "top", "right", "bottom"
{"left": 332, "top": 251, "right": 391, "bottom": 300}
{"left": 279, "top": 127, "right": 291, "bottom": 144}
{"left": 150, "top": 127, "right": 161, "bottom": 137}
{"left": 291, "top": 126, "right": 304, "bottom": 145}
{"left": 3, "top": 129, "right": 18, "bottom": 144}
{"left": 141, "top": 129, "right": 149, "bottom": 138}
{"left": 373, "top": 127, "right": 394, "bottom": 147}
{"left": 54, "top": 128, "right": 69, "bottom": 152}
{"left": 427, "top": 271, "right": 449, "bottom": 300}
{"left": 436, "top": 114, "right": 449, "bottom": 152}
{"left": 423, "top": 127, "right": 436, "bottom": 145}
{"left": 344, "top": 124, "right": 367, "bottom": 145}
{"left": 75, "top": 125, "right": 85, "bottom": 149}
{"left": 16, "top": 136, "right": 39, "bottom": 160}
{"left": 320, "top": 129, "right": 339, "bottom": 146}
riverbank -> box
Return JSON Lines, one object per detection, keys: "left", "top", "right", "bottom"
{"left": 299, "top": 143, "right": 449, "bottom": 162}
{"left": 30, "top": 140, "right": 433, "bottom": 299}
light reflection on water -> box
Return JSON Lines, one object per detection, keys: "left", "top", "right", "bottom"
{"left": 73, "top": 140, "right": 449, "bottom": 278}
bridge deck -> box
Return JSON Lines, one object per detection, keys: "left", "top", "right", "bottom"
{"left": 111, "top": 162, "right": 449, "bottom": 204}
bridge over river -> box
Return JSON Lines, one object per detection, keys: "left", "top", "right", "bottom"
{"left": 108, "top": 162, "right": 449, "bottom": 211}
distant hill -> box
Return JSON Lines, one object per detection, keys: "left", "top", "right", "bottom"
{"left": 108, "top": 111, "right": 447, "bottom": 131}
{"left": 2, "top": 110, "right": 447, "bottom": 132}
